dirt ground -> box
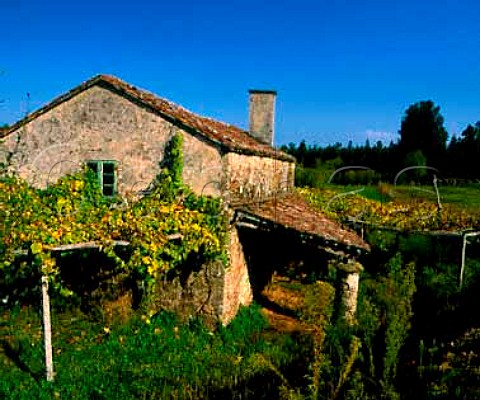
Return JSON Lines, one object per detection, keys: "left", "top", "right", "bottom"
{"left": 260, "top": 277, "right": 311, "bottom": 333}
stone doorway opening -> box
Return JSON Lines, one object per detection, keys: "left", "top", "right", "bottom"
{"left": 237, "top": 225, "right": 336, "bottom": 326}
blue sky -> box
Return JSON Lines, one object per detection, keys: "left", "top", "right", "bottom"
{"left": 1, "top": 0, "right": 480, "bottom": 146}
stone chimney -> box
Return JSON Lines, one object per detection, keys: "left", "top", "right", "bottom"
{"left": 248, "top": 89, "right": 277, "bottom": 146}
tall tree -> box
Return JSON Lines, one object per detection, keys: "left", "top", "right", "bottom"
{"left": 399, "top": 100, "right": 448, "bottom": 168}
{"left": 460, "top": 122, "right": 480, "bottom": 145}
{"left": 449, "top": 122, "right": 480, "bottom": 179}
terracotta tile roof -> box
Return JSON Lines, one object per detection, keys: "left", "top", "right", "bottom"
{"left": 1, "top": 75, "right": 294, "bottom": 162}
{"left": 235, "top": 192, "right": 370, "bottom": 253}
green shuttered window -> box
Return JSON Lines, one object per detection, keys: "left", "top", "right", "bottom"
{"left": 86, "top": 160, "right": 118, "bottom": 197}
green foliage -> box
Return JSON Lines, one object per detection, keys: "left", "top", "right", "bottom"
{"left": 281, "top": 117, "right": 480, "bottom": 182}
{"left": 350, "top": 254, "right": 416, "bottom": 399}
{"left": 356, "top": 281, "right": 381, "bottom": 379}
{"left": 154, "top": 132, "right": 184, "bottom": 200}
{"left": 334, "top": 169, "right": 381, "bottom": 186}
{"left": 333, "top": 335, "right": 362, "bottom": 399}
{"left": 403, "top": 149, "right": 427, "bottom": 182}
{"left": 300, "top": 282, "right": 336, "bottom": 399}
{"left": 295, "top": 166, "right": 326, "bottom": 188}
{"left": 0, "top": 305, "right": 308, "bottom": 399}
{"left": 381, "top": 254, "right": 416, "bottom": 383}
{"left": 357, "top": 185, "right": 391, "bottom": 203}
{"left": 0, "top": 135, "right": 227, "bottom": 305}
{"left": 421, "top": 328, "right": 480, "bottom": 399}
{"left": 399, "top": 100, "right": 448, "bottom": 167}
{"left": 365, "top": 230, "right": 398, "bottom": 255}
{"left": 295, "top": 158, "right": 344, "bottom": 188}
{"left": 448, "top": 122, "right": 480, "bottom": 180}
{"left": 299, "top": 187, "right": 480, "bottom": 232}
{"left": 301, "top": 281, "right": 335, "bottom": 326}
{"left": 166, "top": 132, "right": 184, "bottom": 184}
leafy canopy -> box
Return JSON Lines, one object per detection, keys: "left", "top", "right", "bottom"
{"left": 399, "top": 100, "right": 448, "bottom": 167}
{"left": 0, "top": 134, "right": 227, "bottom": 301}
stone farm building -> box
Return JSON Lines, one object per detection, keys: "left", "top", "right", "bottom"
{"left": 0, "top": 75, "right": 369, "bottom": 324}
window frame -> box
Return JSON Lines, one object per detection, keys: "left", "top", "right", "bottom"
{"left": 85, "top": 160, "right": 118, "bottom": 197}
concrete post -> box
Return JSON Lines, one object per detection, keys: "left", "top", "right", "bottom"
{"left": 41, "top": 275, "right": 54, "bottom": 381}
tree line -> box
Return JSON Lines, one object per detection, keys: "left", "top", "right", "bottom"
{"left": 281, "top": 100, "right": 480, "bottom": 186}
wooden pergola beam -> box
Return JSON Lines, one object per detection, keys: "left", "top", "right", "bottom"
{"left": 13, "top": 233, "right": 183, "bottom": 255}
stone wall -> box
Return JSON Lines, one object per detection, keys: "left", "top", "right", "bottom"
{"left": 149, "top": 260, "right": 225, "bottom": 326}
{"left": 1, "top": 86, "right": 223, "bottom": 197}
{"left": 0, "top": 83, "right": 296, "bottom": 325}
{"left": 248, "top": 90, "right": 276, "bottom": 145}
{"left": 221, "top": 227, "right": 253, "bottom": 324}
{"left": 56, "top": 249, "right": 226, "bottom": 326}
{"left": 337, "top": 261, "right": 363, "bottom": 325}
{"left": 1, "top": 84, "right": 295, "bottom": 203}
{"left": 224, "top": 152, "right": 295, "bottom": 204}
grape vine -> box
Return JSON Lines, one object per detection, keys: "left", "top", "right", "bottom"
{"left": 0, "top": 134, "right": 227, "bottom": 300}
{"left": 299, "top": 187, "right": 480, "bottom": 232}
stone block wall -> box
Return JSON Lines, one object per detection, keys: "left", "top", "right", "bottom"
{"left": 1, "top": 86, "right": 223, "bottom": 198}
{"left": 148, "top": 227, "right": 253, "bottom": 326}
{"left": 149, "top": 260, "right": 226, "bottom": 325}
{"left": 248, "top": 90, "right": 276, "bottom": 145}
{"left": 1, "top": 84, "right": 294, "bottom": 204}
{"left": 224, "top": 152, "right": 295, "bottom": 204}
{"left": 221, "top": 226, "right": 253, "bottom": 324}
{"left": 0, "top": 83, "right": 297, "bottom": 325}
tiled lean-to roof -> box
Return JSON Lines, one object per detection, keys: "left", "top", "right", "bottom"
{"left": 1, "top": 75, "right": 294, "bottom": 162}
{"left": 235, "top": 192, "right": 370, "bottom": 254}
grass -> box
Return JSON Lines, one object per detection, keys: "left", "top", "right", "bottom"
{"left": 392, "top": 184, "right": 480, "bottom": 212}
{"left": 0, "top": 304, "right": 310, "bottom": 399}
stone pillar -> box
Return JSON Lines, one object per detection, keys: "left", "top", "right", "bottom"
{"left": 337, "top": 261, "right": 363, "bottom": 325}
{"left": 221, "top": 226, "right": 253, "bottom": 324}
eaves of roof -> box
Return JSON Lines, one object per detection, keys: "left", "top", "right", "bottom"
{"left": 234, "top": 192, "right": 370, "bottom": 254}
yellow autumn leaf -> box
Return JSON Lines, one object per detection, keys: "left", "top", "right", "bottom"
{"left": 30, "top": 242, "right": 43, "bottom": 254}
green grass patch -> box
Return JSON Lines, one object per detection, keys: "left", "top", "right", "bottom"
{"left": 392, "top": 184, "right": 480, "bottom": 212}
{"left": 0, "top": 305, "right": 309, "bottom": 399}
{"left": 357, "top": 185, "right": 391, "bottom": 203}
